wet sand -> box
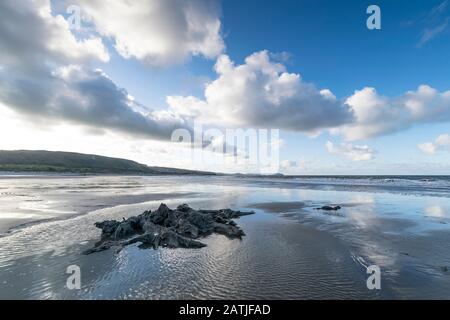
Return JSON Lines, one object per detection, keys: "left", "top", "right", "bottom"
{"left": 247, "top": 200, "right": 450, "bottom": 298}
{"left": 0, "top": 175, "right": 449, "bottom": 299}
{"left": 0, "top": 207, "right": 375, "bottom": 299}
{"left": 249, "top": 201, "right": 306, "bottom": 213}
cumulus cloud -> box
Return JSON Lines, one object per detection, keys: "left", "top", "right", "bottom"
{"left": 168, "top": 51, "right": 353, "bottom": 132}
{"left": 76, "top": 0, "right": 225, "bottom": 66}
{"left": 326, "top": 141, "right": 375, "bottom": 161}
{"left": 170, "top": 56, "right": 450, "bottom": 141}
{"left": 0, "top": 0, "right": 189, "bottom": 141}
{"left": 3, "top": 0, "right": 450, "bottom": 154}
{"left": 418, "top": 134, "right": 450, "bottom": 154}
{"left": 0, "top": 0, "right": 109, "bottom": 70}
{"left": 339, "top": 85, "right": 450, "bottom": 140}
{"left": 0, "top": 63, "right": 189, "bottom": 140}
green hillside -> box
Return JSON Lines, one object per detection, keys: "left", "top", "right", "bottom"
{"left": 0, "top": 150, "right": 214, "bottom": 175}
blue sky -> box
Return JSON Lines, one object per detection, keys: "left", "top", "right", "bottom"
{"left": 1, "top": 0, "right": 450, "bottom": 174}
{"left": 100, "top": 0, "right": 450, "bottom": 174}
{"left": 102, "top": 0, "right": 450, "bottom": 100}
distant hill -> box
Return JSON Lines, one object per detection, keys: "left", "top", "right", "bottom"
{"left": 0, "top": 150, "right": 215, "bottom": 175}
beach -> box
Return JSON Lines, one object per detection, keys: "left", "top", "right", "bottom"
{"left": 0, "top": 175, "right": 449, "bottom": 299}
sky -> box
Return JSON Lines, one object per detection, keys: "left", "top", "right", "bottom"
{"left": 0, "top": 0, "right": 450, "bottom": 174}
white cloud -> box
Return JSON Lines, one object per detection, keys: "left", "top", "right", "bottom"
{"left": 76, "top": 0, "right": 224, "bottom": 66}
{"left": 326, "top": 141, "right": 376, "bottom": 161}
{"left": 418, "top": 142, "right": 437, "bottom": 154}
{"left": 0, "top": 63, "right": 189, "bottom": 140}
{"left": 418, "top": 134, "right": 450, "bottom": 154}
{"left": 168, "top": 51, "right": 353, "bottom": 132}
{"left": 0, "top": 0, "right": 109, "bottom": 69}
{"left": 169, "top": 64, "right": 450, "bottom": 142}
{"left": 0, "top": 0, "right": 190, "bottom": 141}
{"left": 339, "top": 85, "right": 450, "bottom": 140}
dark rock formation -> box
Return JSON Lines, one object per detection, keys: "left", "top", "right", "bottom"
{"left": 316, "top": 205, "right": 341, "bottom": 211}
{"left": 83, "top": 203, "right": 254, "bottom": 255}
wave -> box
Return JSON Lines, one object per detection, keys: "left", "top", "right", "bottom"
{"left": 232, "top": 175, "right": 450, "bottom": 198}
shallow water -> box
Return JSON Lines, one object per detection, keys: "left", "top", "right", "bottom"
{"left": 0, "top": 175, "right": 449, "bottom": 299}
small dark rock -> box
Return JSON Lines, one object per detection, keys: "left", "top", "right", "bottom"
{"left": 316, "top": 205, "right": 341, "bottom": 211}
